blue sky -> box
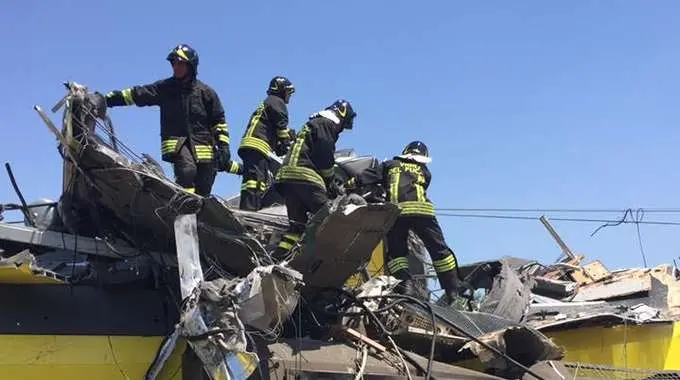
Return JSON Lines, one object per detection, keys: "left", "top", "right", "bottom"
{"left": 1, "top": 1, "right": 679, "bottom": 270}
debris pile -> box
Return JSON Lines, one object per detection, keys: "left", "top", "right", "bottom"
{"left": 449, "top": 219, "right": 680, "bottom": 372}
{"left": 0, "top": 82, "right": 679, "bottom": 379}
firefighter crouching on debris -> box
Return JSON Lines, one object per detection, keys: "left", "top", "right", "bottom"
{"left": 345, "top": 141, "right": 464, "bottom": 304}
{"left": 93, "top": 44, "right": 242, "bottom": 196}
{"left": 271, "top": 100, "right": 357, "bottom": 260}
{"left": 237, "top": 76, "right": 296, "bottom": 211}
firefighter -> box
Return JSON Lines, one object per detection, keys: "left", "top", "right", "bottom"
{"left": 237, "top": 76, "right": 296, "bottom": 211}
{"left": 271, "top": 99, "right": 357, "bottom": 260}
{"left": 345, "top": 141, "right": 463, "bottom": 304}
{"left": 94, "top": 43, "right": 242, "bottom": 196}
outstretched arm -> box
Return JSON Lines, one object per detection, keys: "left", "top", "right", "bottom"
{"left": 345, "top": 161, "right": 386, "bottom": 190}
{"left": 105, "top": 80, "right": 164, "bottom": 107}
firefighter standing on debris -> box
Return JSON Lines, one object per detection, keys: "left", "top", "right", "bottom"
{"left": 271, "top": 100, "right": 357, "bottom": 260}
{"left": 94, "top": 44, "right": 242, "bottom": 196}
{"left": 237, "top": 76, "right": 296, "bottom": 211}
{"left": 345, "top": 141, "right": 464, "bottom": 304}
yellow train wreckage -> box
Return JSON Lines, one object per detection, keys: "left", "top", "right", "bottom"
{"left": 0, "top": 82, "right": 678, "bottom": 379}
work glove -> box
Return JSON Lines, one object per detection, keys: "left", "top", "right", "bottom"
{"left": 275, "top": 129, "right": 296, "bottom": 156}
{"left": 228, "top": 160, "right": 244, "bottom": 175}
{"left": 325, "top": 175, "right": 344, "bottom": 199}
{"left": 90, "top": 92, "right": 108, "bottom": 119}
{"left": 363, "top": 184, "right": 386, "bottom": 203}
{"left": 344, "top": 177, "right": 357, "bottom": 192}
{"left": 274, "top": 139, "right": 292, "bottom": 157}
{"left": 215, "top": 144, "right": 232, "bottom": 172}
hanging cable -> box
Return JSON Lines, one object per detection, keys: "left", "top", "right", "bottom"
{"left": 633, "top": 208, "right": 648, "bottom": 268}
{"left": 435, "top": 212, "right": 680, "bottom": 226}
{"left": 435, "top": 207, "right": 680, "bottom": 213}
{"left": 320, "top": 288, "right": 547, "bottom": 380}
{"left": 360, "top": 294, "right": 546, "bottom": 380}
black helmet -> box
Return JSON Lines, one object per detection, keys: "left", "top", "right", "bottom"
{"left": 267, "top": 76, "right": 295, "bottom": 102}
{"left": 326, "top": 99, "right": 356, "bottom": 130}
{"left": 402, "top": 141, "right": 429, "bottom": 157}
{"left": 166, "top": 44, "right": 199, "bottom": 74}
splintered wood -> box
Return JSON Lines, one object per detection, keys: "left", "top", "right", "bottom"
{"left": 570, "top": 260, "right": 611, "bottom": 285}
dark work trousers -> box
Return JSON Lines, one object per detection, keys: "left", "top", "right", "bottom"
{"left": 173, "top": 142, "right": 217, "bottom": 197}
{"left": 385, "top": 215, "right": 459, "bottom": 290}
{"left": 272, "top": 182, "right": 329, "bottom": 259}
{"left": 239, "top": 149, "right": 270, "bottom": 211}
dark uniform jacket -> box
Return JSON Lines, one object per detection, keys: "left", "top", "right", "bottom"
{"left": 105, "top": 77, "right": 230, "bottom": 163}
{"left": 347, "top": 157, "right": 435, "bottom": 217}
{"left": 275, "top": 113, "right": 339, "bottom": 190}
{"left": 238, "top": 95, "right": 291, "bottom": 157}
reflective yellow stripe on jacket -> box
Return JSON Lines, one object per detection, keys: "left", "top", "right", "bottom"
{"left": 277, "top": 128, "right": 291, "bottom": 139}
{"left": 239, "top": 103, "right": 272, "bottom": 156}
{"left": 432, "top": 254, "right": 457, "bottom": 273}
{"left": 241, "top": 179, "right": 269, "bottom": 192}
{"left": 240, "top": 137, "right": 271, "bottom": 156}
{"left": 387, "top": 257, "right": 410, "bottom": 274}
{"left": 161, "top": 139, "right": 179, "bottom": 156}
{"left": 194, "top": 144, "right": 214, "bottom": 162}
{"left": 121, "top": 88, "right": 134, "bottom": 105}
{"left": 398, "top": 201, "right": 435, "bottom": 216}
{"left": 214, "top": 123, "right": 230, "bottom": 144}
{"left": 275, "top": 126, "right": 326, "bottom": 189}
{"left": 276, "top": 166, "right": 325, "bottom": 188}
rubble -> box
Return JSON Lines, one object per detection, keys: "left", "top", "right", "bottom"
{"left": 0, "top": 81, "right": 679, "bottom": 379}
{"left": 461, "top": 327, "right": 563, "bottom": 378}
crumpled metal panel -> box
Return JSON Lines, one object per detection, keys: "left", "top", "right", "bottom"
{"left": 230, "top": 205, "right": 289, "bottom": 231}
{"left": 0, "top": 250, "right": 65, "bottom": 284}
{"left": 146, "top": 214, "right": 260, "bottom": 380}
{"left": 173, "top": 214, "right": 233, "bottom": 380}
{"left": 289, "top": 196, "right": 400, "bottom": 290}
{"left": 264, "top": 338, "right": 504, "bottom": 380}
{"left": 403, "top": 303, "right": 521, "bottom": 339}
{"left": 529, "top": 312, "right": 672, "bottom": 332}
{"left": 195, "top": 197, "right": 271, "bottom": 277}
{"left": 461, "top": 326, "right": 564, "bottom": 377}
{"left": 478, "top": 259, "right": 532, "bottom": 323}
{"left": 62, "top": 139, "right": 186, "bottom": 244}
{"left": 200, "top": 264, "right": 303, "bottom": 332}
{"left": 57, "top": 135, "right": 270, "bottom": 276}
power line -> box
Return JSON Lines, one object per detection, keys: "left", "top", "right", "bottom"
{"left": 436, "top": 208, "right": 680, "bottom": 213}
{"left": 633, "top": 209, "right": 648, "bottom": 268}
{"left": 435, "top": 212, "right": 680, "bottom": 226}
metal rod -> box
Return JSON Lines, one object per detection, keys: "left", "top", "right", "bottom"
{"left": 104, "top": 116, "right": 119, "bottom": 152}
{"left": 539, "top": 215, "right": 575, "bottom": 261}
{"left": 4, "top": 163, "right": 36, "bottom": 227}
{"left": 1, "top": 202, "right": 58, "bottom": 211}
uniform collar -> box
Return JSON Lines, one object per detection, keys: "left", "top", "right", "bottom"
{"left": 170, "top": 76, "right": 197, "bottom": 88}
{"left": 396, "top": 154, "right": 432, "bottom": 164}
{"left": 317, "top": 110, "right": 341, "bottom": 124}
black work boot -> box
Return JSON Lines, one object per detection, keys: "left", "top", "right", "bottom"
{"left": 392, "top": 270, "right": 421, "bottom": 299}
{"left": 394, "top": 278, "right": 421, "bottom": 299}
{"left": 271, "top": 244, "right": 296, "bottom": 262}
{"left": 270, "top": 247, "right": 289, "bottom": 262}
{"left": 437, "top": 270, "right": 463, "bottom": 306}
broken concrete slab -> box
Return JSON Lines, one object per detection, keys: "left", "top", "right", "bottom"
{"left": 572, "top": 272, "right": 652, "bottom": 302}
{"left": 289, "top": 195, "right": 400, "bottom": 290}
